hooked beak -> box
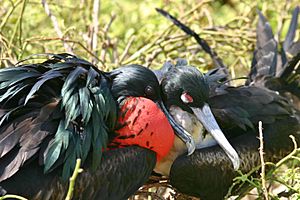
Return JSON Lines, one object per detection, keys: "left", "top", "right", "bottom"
{"left": 191, "top": 103, "right": 240, "bottom": 170}
{"left": 157, "top": 100, "right": 196, "bottom": 155}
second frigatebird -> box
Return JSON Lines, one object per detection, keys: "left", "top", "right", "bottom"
{"left": 155, "top": 7, "right": 300, "bottom": 199}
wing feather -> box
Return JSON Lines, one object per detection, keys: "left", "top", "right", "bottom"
{"left": 0, "top": 54, "right": 117, "bottom": 182}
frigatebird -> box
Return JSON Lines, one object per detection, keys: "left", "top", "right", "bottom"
{"left": 0, "top": 53, "right": 195, "bottom": 199}
{"left": 163, "top": 60, "right": 300, "bottom": 199}
{"left": 156, "top": 8, "right": 300, "bottom": 199}
{"left": 247, "top": 7, "right": 300, "bottom": 110}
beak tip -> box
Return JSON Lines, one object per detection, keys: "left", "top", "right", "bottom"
{"left": 231, "top": 154, "right": 240, "bottom": 171}
{"left": 186, "top": 139, "right": 196, "bottom": 156}
{"left": 233, "top": 160, "right": 240, "bottom": 171}
{"left": 193, "top": 104, "right": 241, "bottom": 171}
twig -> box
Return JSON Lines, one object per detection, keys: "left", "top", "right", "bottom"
{"left": 65, "top": 159, "right": 83, "bottom": 200}
{"left": 99, "top": 14, "right": 116, "bottom": 63}
{"left": 272, "top": 177, "right": 299, "bottom": 194}
{"left": 103, "top": 13, "right": 116, "bottom": 34}
{"left": 23, "top": 37, "right": 106, "bottom": 68}
{"left": 134, "top": 191, "right": 165, "bottom": 200}
{"left": 122, "top": 0, "right": 212, "bottom": 65}
{"left": 226, "top": 167, "right": 262, "bottom": 198}
{"left": 290, "top": 155, "right": 300, "bottom": 162}
{"left": 275, "top": 0, "right": 291, "bottom": 41}
{"left": 8, "top": 0, "right": 27, "bottom": 49}
{"left": 258, "top": 121, "right": 269, "bottom": 200}
{"left": 17, "top": 0, "right": 26, "bottom": 46}
{"left": 119, "top": 35, "right": 136, "bottom": 64}
{"left": 41, "top": 0, "right": 73, "bottom": 53}
{"left": 0, "top": 194, "right": 28, "bottom": 200}
{"left": 146, "top": 48, "right": 162, "bottom": 67}
{"left": 91, "top": 0, "right": 100, "bottom": 64}
{"left": 0, "top": 0, "right": 23, "bottom": 30}
{"left": 274, "top": 135, "right": 299, "bottom": 168}
{"left": 112, "top": 38, "right": 119, "bottom": 65}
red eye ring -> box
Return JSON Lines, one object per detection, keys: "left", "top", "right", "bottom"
{"left": 181, "top": 92, "right": 193, "bottom": 103}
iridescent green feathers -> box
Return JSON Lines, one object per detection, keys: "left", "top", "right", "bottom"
{"left": 0, "top": 54, "right": 117, "bottom": 181}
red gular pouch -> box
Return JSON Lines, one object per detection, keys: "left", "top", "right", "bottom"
{"left": 110, "top": 97, "right": 175, "bottom": 161}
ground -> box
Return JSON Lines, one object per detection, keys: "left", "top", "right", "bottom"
{"left": 0, "top": 0, "right": 300, "bottom": 199}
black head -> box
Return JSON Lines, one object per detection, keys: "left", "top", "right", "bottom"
{"left": 160, "top": 60, "right": 240, "bottom": 170}
{"left": 161, "top": 64, "right": 209, "bottom": 113}
{"left": 110, "top": 65, "right": 160, "bottom": 101}
{"left": 110, "top": 64, "right": 196, "bottom": 155}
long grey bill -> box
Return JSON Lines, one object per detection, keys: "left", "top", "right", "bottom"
{"left": 191, "top": 103, "right": 240, "bottom": 170}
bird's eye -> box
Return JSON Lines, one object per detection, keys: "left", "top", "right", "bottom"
{"left": 145, "top": 85, "right": 156, "bottom": 97}
{"left": 181, "top": 92, "right": 193, "bottom": 104}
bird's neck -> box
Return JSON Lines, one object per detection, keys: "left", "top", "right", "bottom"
{"left": 154, "top": 105, "right": 217, "bottom": 176}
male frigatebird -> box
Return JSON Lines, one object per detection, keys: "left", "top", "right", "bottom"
{"left": 0, "top": 53, "right": 195, "bottom": 199}
{"left": 155, "top": 8, "right": 300, "bottom": 199}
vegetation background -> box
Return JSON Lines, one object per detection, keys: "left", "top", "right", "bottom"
{"left": 0, "top": 0, "right": 300, "bottom": 199}
{"left": 1, "top": 0, "right": 299, "bottom": 75}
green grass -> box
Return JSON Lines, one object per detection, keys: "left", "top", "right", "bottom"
{"left": 1, "top": 0, "right": 299, "bottom": 73}
{"left": 1, "top": 0, "right": 300, "bottom": 199}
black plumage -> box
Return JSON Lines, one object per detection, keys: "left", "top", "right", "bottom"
{"left": 1, "top": 146, "right": 156, "bottom": 200}
{"left": 247, "top": 7, "right": 300, "bottom": 110}
{"left": 166, "top": 64, "right": 299, "bottom": 199}
{"left": 156, "top": 8, "right": 300, "bottom": 200}
{"left": 0, "top": 53, "right": 187, "bottom": 199}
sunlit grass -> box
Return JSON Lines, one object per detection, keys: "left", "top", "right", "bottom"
{"left": 0, "top": 0, "right": 300, "bottom": 199}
